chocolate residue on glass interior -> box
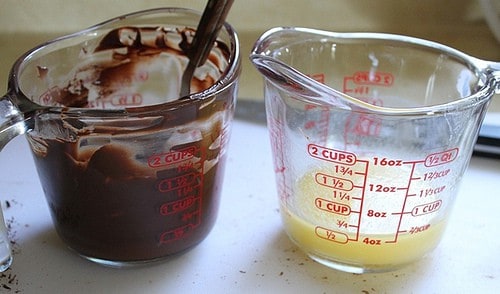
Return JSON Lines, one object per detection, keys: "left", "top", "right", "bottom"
{"left": 26, "top": 25, "right": 234, "bottom": 263}
{"left": 37, "top": 26, "right": 229, "bottom": 109}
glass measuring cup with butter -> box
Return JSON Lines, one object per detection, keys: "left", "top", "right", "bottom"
{"left": 0, "top": 8, "right": 240, "bottom": 267}
{"left": 251, "top": 27, "right": 499, "bottom": 273}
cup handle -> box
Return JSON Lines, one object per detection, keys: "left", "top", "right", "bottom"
{"left": 0, "top": 94, "right": 26, "bottom": 272}
{"left": 0, "top": 94, "right": 26, "bottom": 150}
{"left": 0, "top": 204, "right": 12, "bottom": 272}
{"left": 485, "top": 61, "right": 500, "bottom": 94}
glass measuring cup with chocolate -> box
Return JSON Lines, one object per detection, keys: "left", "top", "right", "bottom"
{"left": 251, "top": 27, "right": 499, "bottom": 273}
{"left": 0, "top": 8, "right": 241, "bottom": 267}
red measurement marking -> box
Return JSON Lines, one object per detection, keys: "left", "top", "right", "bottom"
{"left": 315, "top": 226, "right": 348, "bottom": 244}
{"left": 307, "top": 73, "right": 325, "bottom": 84}
{"left": 423, "top": 169, "right": 450, "bottom": 181}
{"left": 342, "top": 72, "right": 387, "bottom": 146}
{"left": 368, "top": 184, "right": 397, "bottom": 193}
{"left": 111, "top": 93, "right": 143, "bottom": 106}
{"left": 411, "top": 200, "right": 442, "bottom": 216}
{"left": 372, "top": 157, "right": 403, "bottom": 166}
{"left": 307, "top": 144, "right": 356, "bottom": 165}
{"left": 303, "top": 121, "right": 316, "bottom": 129}
{"left": 346, "top": 114, "right": 381, "bottom": 137}
{"left": 315, "top": 198, "right": 351, "bottom": 215}
{"left": 135, "top": 70, "right": 149, "bottom": 82}
{"left": 159, "top": 224, "right": 194, "bottom": 244}
{"left": 362, "top": 237, "right": 382, "bottom": 245}
{"left": 157, "top": 172, "right": 198, "bottom": 193}
{"left": 148, "top": 146, "right": 197, "bottom": 168}
{"left": 332, "top": 191, "right": 351, "bottom": 201}
{"left": 335, "top": 165, "right": 354, "bottom": 176}
{"left": 352, "top": 71, "right": 394, "bottom": 86}
{"left": 39, "top": 86, "right": 60, "bottom": 105}
{"left": 366, "top": 210, "right": 387, "bottom": 218}
{"left": 409, "top": 224, "right": 431, "bottom": 234}
{"left": 268, "top": 115, "right": 293, "bottom": 203}
{"left": 342, "top": 71, "right": 393, "bottom": 97}
{"left": 424, "top": 148, "right": 458, "bottom": 167}
{"left": 419, "top": 185, "right": 446, "bottom": 197}
{"left": 159, "top": 196, "right": 198, "bottom": 215}
{"left": 315, "top": 172, "right": 354, "bottom": 191}
{"left": 342, "top": 113, "right": 382, "bottom": 147}
{"left": 303, "top": 104, "right": 330, "bottom": 144}
{"left": 337, "top": 220, "right": 348, "bottom": 228}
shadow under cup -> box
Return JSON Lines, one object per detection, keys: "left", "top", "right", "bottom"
{"left": 8, "top": 8, "right": 240, "bottom": 267}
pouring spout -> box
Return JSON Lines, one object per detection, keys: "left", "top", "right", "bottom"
{"left": 249, "top": 54, "right": 353, "bottom": 110}
{"left": 249, "top": 27, "right": 350, "bottom": 109}
{"left": 249, "top": 27, "right": 405, "bottom": 113}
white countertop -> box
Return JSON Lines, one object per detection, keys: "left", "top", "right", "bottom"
{"left": 0, "top": 115, "right": 499, "bottom": 293}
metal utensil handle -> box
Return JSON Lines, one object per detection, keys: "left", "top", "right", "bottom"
{"left": 180, "top": 0, "right": 235, "bottom": 97}
{"left": 187, "top": 0, "right": 235, "bottom": 67}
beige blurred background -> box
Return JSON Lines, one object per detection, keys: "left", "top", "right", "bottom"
{"left": 0, "top": 0, "right": 498, "bottom": 107}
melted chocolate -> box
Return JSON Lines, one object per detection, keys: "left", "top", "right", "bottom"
{"left": 27, "top": 25, "right": 233, "bottom": 263}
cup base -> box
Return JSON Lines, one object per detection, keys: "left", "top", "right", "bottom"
{"left": 0, "top": 255, "right": 13, "bottom": 272}
{"left": 306, "top": 252, "right": 412, "bottom": 274}
{"left": 70, "top": 244, "right": 197, "bottom": 269}
{"left": 81, "top": 255, "right": 172, "bottom": 269}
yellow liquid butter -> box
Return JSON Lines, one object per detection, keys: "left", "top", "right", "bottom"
{"left": 283, "top": 166, "right": 450, "bottom": 272}
{"left": 281, "top": 208, "right": 446, "bottom": 271}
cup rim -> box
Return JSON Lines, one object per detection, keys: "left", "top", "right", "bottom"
{"left": 251, "top": 26, "right": 497, "bottom": 116}
{"left": 7, "top": 7, "right": 241, "bottom": 116}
